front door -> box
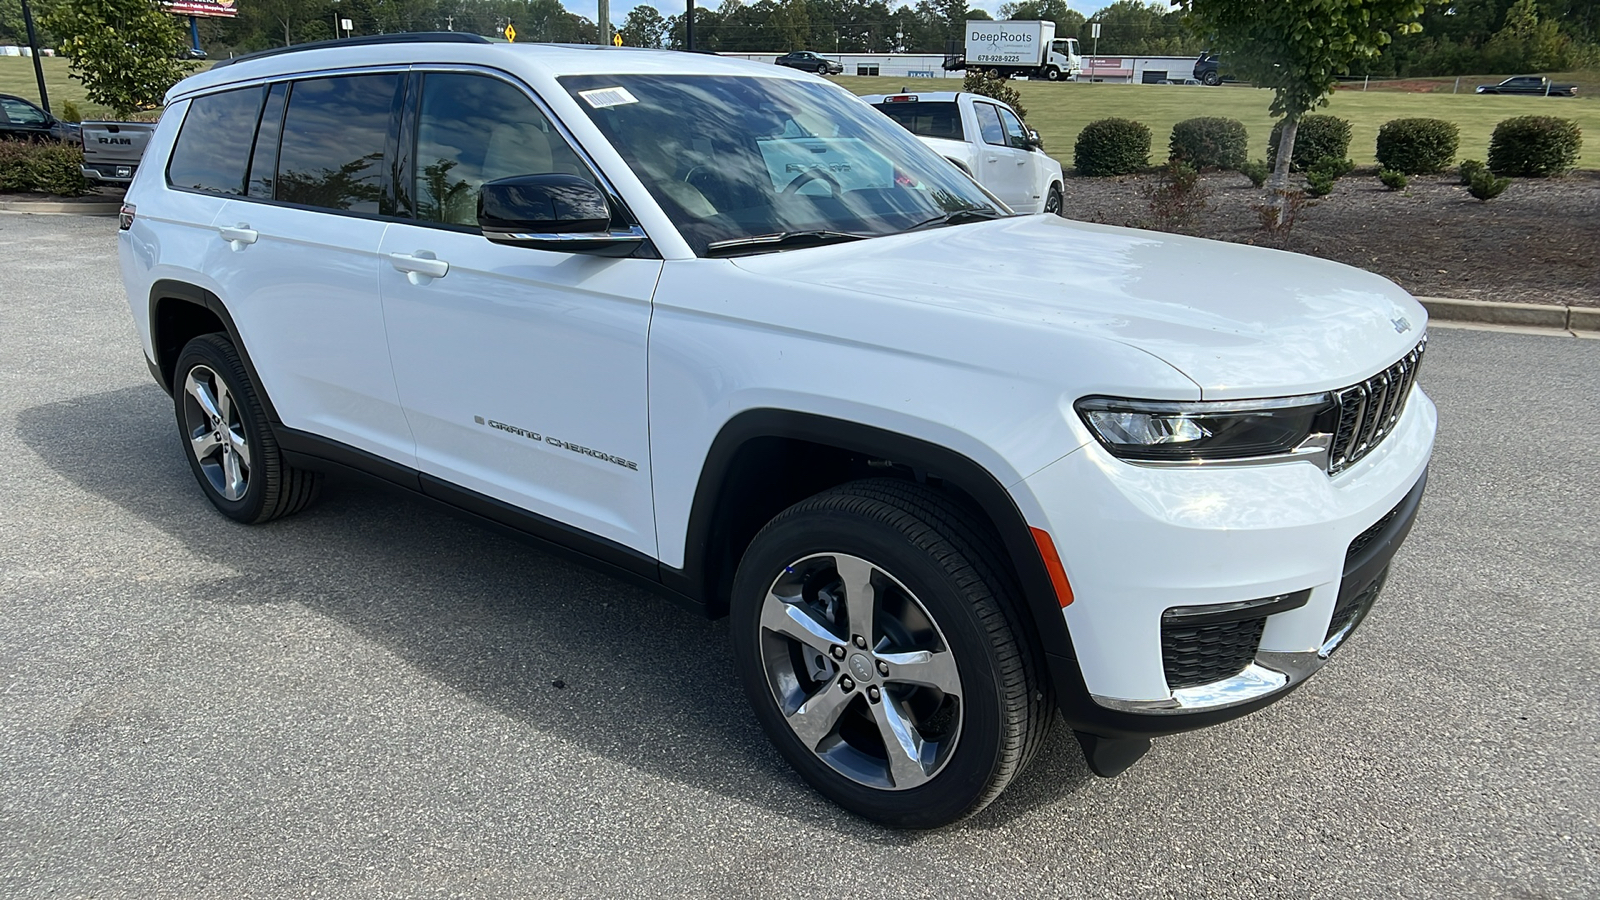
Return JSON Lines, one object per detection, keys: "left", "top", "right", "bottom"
{"left": 378, "top": 71, "right": 661, "bottom": 555}
{"left": 972, "top": 102, "right": 1034, "bottom": 212}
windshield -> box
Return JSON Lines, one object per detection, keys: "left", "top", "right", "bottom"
{"left": 560, "top": 74, "right": 1006, "bottom": 256}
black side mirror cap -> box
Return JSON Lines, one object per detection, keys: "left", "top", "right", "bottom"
{"left": 478, "top": 174, "right": 645, "bottom": 256}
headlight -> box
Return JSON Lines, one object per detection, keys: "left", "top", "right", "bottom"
{"left": 1075, "top": 394, "right": 1336, "bottom": 463}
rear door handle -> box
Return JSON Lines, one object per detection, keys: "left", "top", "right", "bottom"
{"left": 388, "top": 252, "right": 449, "bottom": 282}
{"left": 218, "top": 224, "right": 257, "bottom": 248}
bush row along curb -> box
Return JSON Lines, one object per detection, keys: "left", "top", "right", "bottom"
{"left": 1419, "top": 297, "right": 1600, "bottom": 334}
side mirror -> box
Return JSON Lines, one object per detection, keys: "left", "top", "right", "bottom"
{"left": 1026, "top": 129, "right": 1044, "bottom": 149}
{"left": 478, "top": 174, "right": 645, "bottom": 256}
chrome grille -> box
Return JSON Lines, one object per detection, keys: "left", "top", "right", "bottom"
{"left": 1328, "top": 338, "right": 1426, "bottom": 474}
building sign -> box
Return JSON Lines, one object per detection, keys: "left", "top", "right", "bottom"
{"left": 164, "top": 0, "right": 238, "bottom": 19}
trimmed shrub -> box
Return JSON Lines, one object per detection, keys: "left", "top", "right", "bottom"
{"left": 1239, "top": 159, "right": 1270, "bottom": 188}
{"left": 1488, "top": 116, "right": 1582, "bottom": 178}
{"left": 0, "top": 141, "right": 89, "bottom": 196}
{"left": 1468, "top": 168, "right": 1511, "bottom": 201}
{"left": 1269, "top": 115, "right": 1353, "bottom": 172}
{"left": 962, "top": 70, "right": 1026, "bottom": 120}
{"left": 1375, "top": 118, "right": 1459, "bottom": 175}
{"left": 1458, "top": 159, "right": 1486, "bottom": 185}
{"left": 1168, "top": 117, "right": 1249, "bottom": 170}
{"left": 59, "top": 100, "right": 84, "bottom": 124}
{"left": 1378, "top": 169, "right": 1409, "bottom": 191}
{"left": 1074, "top": 118, "right": 1151, "bottom": 177}
{"left": 1303, "top": 156, "right": 1352, "bottom": 197}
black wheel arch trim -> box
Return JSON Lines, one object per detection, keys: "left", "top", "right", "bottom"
{"left": 148, "top": 279, "right": 283, "bottom": 426}
{"left": 660, "top": 408, "right": 1118, "bottom": 724}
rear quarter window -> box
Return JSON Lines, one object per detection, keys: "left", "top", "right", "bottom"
{"left": 166, "top": 86, "right": 266, "bottom": 195}
{"left": 873, "top": 102, "right": 965, "bottom": 142}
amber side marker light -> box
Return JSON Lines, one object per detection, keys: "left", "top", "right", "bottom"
{"left": 1030, "top": 527, "right": 1075, "bottom": 608}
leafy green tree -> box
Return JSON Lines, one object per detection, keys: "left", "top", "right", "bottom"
{"left": 1178, "top": 0, "right": 1427, "bottom": 216}
{"left": 621, "top": 3, "right": 667, "bottom": 47}
{"left": 43, "top": 0, "right": 194, "bottom": 117}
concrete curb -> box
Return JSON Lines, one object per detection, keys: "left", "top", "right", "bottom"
{"left": 0, "top": 198, "right": 121, "bottom": 216}
{"left": 1418, "top": 296, "right": 1596, "bottom": 334}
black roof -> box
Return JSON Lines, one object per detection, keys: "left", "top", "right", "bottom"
{"left": 212, "top": 32, "right": 490, "bottom": 70}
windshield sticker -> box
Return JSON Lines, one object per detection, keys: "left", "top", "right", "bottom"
{"left": 579, "top": 87, "right": 639, "bottom": 109}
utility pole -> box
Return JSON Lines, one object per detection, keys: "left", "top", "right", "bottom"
{"left": 686, "top": 0, "right": 696, "bottom": 50}
{"left": 598, "top": 0, "right": 610, "bottom": 46}
{"left": 20, "top": 0, "right": 49, "bottom": 113}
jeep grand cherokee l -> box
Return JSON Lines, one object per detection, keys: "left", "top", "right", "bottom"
{"left": 120, "top": 33, "right": 1435, "bottom": 828}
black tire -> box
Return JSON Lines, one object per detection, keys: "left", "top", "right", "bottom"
{"left": 1202, "top": 71, "right": 1222, "bottom": 86}
{"left": 1044, "top": 183, "right": 1064, "bottom": 217}
{"left": 1044, "top": 66, "right": 1061, "bottom": 81}
{"left": 730, "top": 478, "right": 1053, "bottom": 828}
{"left": 172, "top": 333, "right": 320, "bottom": 524}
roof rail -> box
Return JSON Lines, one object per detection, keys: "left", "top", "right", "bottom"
{"left": 212, "top": 32, "right": 491, "bottom": 70}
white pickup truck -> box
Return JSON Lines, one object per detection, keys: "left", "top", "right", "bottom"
{"left": 864, "top": 91, "right": 1065, "bottom": 216}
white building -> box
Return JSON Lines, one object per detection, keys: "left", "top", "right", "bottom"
{"left": 715, "top": 52, "right": 1202, "bottom": 84}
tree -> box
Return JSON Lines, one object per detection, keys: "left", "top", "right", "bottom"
{"left": 1178, "top": 0, "right": 1427, "bottom": 216}
{"left": 621, "top": 3, "right": 667, "bottom": 47}
{"left": 43, "top": 0, "right": 193, "bottom": 117}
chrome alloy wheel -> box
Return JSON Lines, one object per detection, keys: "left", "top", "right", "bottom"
{"left": 759, "top": 552, "right": 964, "bottom": 790}
{"left": 182, "top": 365, "right": 251, "bottom": 502}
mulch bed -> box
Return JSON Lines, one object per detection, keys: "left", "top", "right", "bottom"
{"left": 1061, "top": 170, "right": 1600, "bottom": 307}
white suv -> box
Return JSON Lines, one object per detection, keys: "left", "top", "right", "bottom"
{"left": 120, "top": 34, "right": 1435, "bottom": 828}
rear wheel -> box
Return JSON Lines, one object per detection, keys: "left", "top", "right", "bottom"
{"left": 1202, "top": 71, "right": 1222, "bottom": 86}
{"left": 173, "top": 334, "right": 320, "bottom": 524}
{"left": 730, "top": 479, "right": 1052, "bottom": 828}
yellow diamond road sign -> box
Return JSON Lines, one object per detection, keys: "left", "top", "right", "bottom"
{"left": 504, "top": 23, "right": 516, "bottom": 42}
{"left": 613, "top": 33, "right": 623, "bottom": 46}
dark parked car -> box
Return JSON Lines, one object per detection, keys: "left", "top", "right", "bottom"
{"left": 0, "top": 94, "right": 81, "bottom": 144}
{"left": 1475, "top": 75, "right": 1578, "bottom": 97}
{"left": 775, "top": 51, "right": 843, "bottom": 75}
{"left": 1193, "top": 51, "right": 1224, "bottom": 86}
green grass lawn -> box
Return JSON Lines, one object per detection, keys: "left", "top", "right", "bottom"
{"left": 834, "top": 73, "right": 1600, "bottom": 171}
{"left": 10, "top": 56, "right": 1594, "bottom": 170}
{"left": 0, "top": 56, "right": 110, "bottom": 118}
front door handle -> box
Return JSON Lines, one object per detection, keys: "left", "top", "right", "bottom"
{"left": 388, "top": 252, "right": 449, "bottom": 282}
{"left": 218, "top": 224, "right": 257, "bottom": 249}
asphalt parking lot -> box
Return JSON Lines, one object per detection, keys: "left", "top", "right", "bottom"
{"left": 2, "top": 212, "right": 1597, "bottom": 899}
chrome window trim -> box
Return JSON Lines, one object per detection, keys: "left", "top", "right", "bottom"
{"left": 488, "top": 225, "right": 647, "bottom": 244}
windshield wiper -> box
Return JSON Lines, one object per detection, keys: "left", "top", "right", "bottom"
{"left": 906, "top": 207, "right": 1009, "bottom": 231}
{"left": 705, "top": 230, "right": 868, "bottom": 257}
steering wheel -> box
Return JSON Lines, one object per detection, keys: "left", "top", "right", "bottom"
{"left": 781, "top": 166, "right": 842, "bottom": 197}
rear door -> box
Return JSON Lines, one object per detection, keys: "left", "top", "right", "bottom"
{"left": 210, "top": 72, "right": 415, "bottom": 466}
{"left": 972, "top": 102, "right": 1032, "bottom": 211}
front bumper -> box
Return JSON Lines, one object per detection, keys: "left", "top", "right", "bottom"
{"left": 1024, "top": 385, "right": 1436, "bottom": 734}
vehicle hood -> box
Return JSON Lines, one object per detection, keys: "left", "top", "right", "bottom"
{"left": 729, "top": 215, "right": 1427, "bottom": 399}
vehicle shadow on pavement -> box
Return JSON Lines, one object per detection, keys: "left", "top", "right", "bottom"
{"left": 16, "top": 384, "right": 1096, "bottom": 835}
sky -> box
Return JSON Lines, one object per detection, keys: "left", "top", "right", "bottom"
{"left": 561, "top": 0, "right": 1110, "bottom": 29}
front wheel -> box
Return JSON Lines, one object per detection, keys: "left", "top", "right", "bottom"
{"left": 1044, "top": 66, "right": 1061, "bottom": 81}
{"left": 1044, "top": 183, "right": 1064, "bottom": 217}
{"left": 730, "top": 479, "right": 1053, "bottom": 828}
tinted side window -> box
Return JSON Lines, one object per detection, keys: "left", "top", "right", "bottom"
{"left": 248, "top": 82, "right": 287, "bottom": 199}
{"left": 413, "top": 73, "right": 590, "bottom": 227}
{"left": 167, "top": 86, "right": 265, "bottom": 195}
{"left": 997, "top": 107, "right": 1028, "bottom": 149}
{"left": 975, "top": 104, "right": 1005, "bottom": 146}
{"left": 275, "top": 74, "right": 400, "bottom": 213}
{"left": 1, "top": 97, "right": 48, "bottom": 126}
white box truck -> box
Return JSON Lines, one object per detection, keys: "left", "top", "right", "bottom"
{"left": 953, "top": 20, "right": 1082, "bottom": 81}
